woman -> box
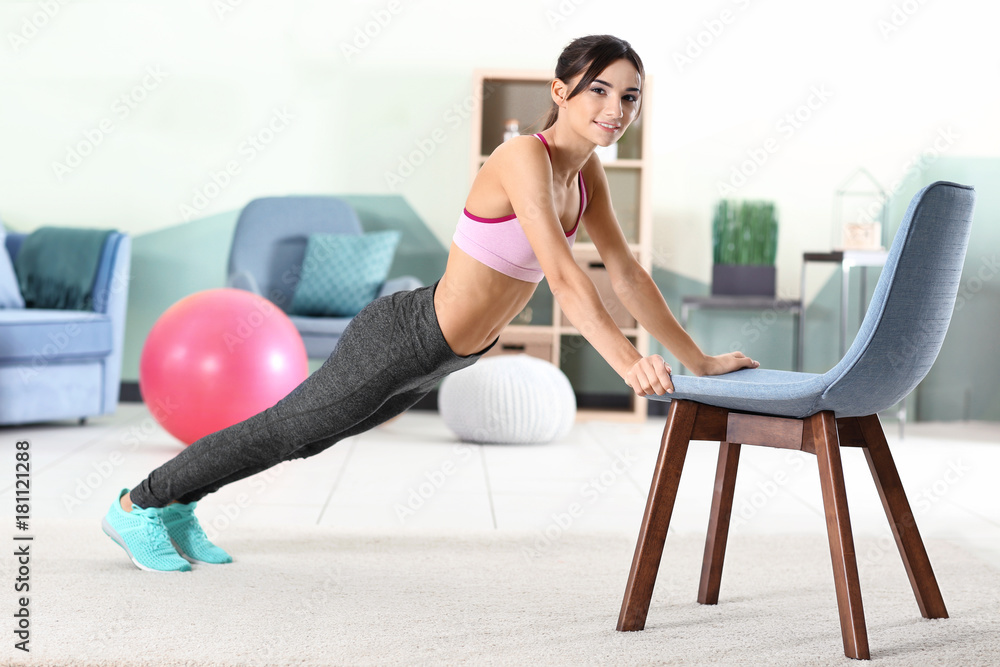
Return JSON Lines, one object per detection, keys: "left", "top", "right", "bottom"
{"left": 103, "top": 34, "right": 758, "bottom": 572}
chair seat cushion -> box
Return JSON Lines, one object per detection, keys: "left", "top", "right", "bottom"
{"left": 289, "top": 231, "right": 401, "bottom": 317}
{"left": 0, "top": 310, "right": 113, "bottom": 362}
{"left": 655, "top": 368, "right": 828, "bottom": 419}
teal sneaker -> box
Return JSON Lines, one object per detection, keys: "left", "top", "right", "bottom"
{"left": 102, "top": 489, "right": 191, "bottom": 572}
{"left": 161, "top": 501, "right": 232, "bottom": 564}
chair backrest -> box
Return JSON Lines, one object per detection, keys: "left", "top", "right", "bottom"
{"left": 227, "top": 196, "right": 362, "bottom": 312}
{"left": 816, "top": 181, "right": 976, "bottom": 417}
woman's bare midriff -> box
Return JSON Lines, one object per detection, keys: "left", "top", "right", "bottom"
{"left": 433, "top": 243, "right": 538, "bottom": 356}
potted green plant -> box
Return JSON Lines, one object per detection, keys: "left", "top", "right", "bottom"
{"left": 711, "top": 199, "right": 779, "bottom": 296}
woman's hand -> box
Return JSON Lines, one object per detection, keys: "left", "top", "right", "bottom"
{"left": 625, "top": 354, "right": 674, "bottom": 396}
{"left": 696, "top": 351, "right": 759, "bottom": 377}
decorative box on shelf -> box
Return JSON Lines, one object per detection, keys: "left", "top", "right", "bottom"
{"left": 834, "top": 167, "right": 888, "bottom": 251}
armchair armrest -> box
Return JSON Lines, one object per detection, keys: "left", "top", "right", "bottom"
{"left": 93, "top": 233, "right": 131, "bottom": 414}
{"left": 91, "top": 233, "right": 131, "bottom": 316}
{"left": 378, "top": 276, "right": 422, "bottom": 298}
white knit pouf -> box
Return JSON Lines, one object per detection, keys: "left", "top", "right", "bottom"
{"left": 438, "top": 354, "right": 576, "bottom": 444}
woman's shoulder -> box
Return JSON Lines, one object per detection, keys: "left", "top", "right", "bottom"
{"left": 486, "top": 133, "right": 550, "bottom": 167}
{"left": 468, "top": 135, "right": 553, "bottom": 207}
{"left": 580, "top": 150, "right": 609, "bottom": 185}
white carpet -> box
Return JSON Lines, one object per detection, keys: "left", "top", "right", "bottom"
{"left": 6, "top": 521, "right": 999, "bottom": 666}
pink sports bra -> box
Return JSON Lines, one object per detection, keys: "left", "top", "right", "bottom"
{"left": 453, "top": 133, "right": 586, "bottom": 283}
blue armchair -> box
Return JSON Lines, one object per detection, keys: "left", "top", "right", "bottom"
{"left": 0, "top": 231, "right": 131, "bottom": 425}
{"left": 226, "top": 196, "right": 421, "bottom": 359}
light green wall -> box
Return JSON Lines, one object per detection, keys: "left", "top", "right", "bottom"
{"left": 911, "top": 158, "right": 1000, "bottom": 420}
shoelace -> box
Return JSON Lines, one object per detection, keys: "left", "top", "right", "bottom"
{"left": 136, "top": 511, "right": 177, "bottom": 555}
{"left": 167, "top": 509, "right": 209, "bottom": 542}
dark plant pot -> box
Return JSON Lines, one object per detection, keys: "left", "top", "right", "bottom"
{"left": 711, "top": 264, "right": 776, "bottom": 297}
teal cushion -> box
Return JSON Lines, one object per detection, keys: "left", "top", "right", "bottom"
{"left": 290, "top": 231, "right": 401, "bottom": 317}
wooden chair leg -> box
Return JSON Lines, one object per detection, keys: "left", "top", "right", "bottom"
{"left": 698, "top": 442, "right": 741, "bottom": 605}
{"left": 856, "top": 415, "right": 948, "bottom": 619}
{"left": 808, "top": 411, "right": 870, "bottom": 660}
{"left": 617, "top": 399, "right": 698, "bottom": 632}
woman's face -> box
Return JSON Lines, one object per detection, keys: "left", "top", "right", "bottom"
{"left": 560, "top": 58, "right": 642, "bottom": 147}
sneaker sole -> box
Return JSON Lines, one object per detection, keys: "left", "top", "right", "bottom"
{"left": 102, "top": 517, "right": 191, "bottom": 572}
{"left": 170, "top": 537, "right": 232, "bottom": 565}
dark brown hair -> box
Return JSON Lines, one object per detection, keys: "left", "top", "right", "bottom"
{"left": 542, "top": 35, "right": 645, "bottom": 130}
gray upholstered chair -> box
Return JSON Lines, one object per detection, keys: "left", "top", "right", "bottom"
{"left": 617, "top": 182, "right": 976, "bottom": 660}
{"left": 227, "top": 196, "right": 421, "bottom": 359}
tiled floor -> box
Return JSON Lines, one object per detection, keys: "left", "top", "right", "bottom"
{"left": 3, "top": 404, "right": 999, "bottom": 569}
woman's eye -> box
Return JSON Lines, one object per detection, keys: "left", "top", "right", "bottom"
{"left": 624, "top": 94, "right": 638, "bottom": 103}
{"left": 590, "top": 87, "right": 606, "bottom": 95}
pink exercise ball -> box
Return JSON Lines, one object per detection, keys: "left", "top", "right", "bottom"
{"left": 139, "top": 288, "right": 309, "bottom": 445}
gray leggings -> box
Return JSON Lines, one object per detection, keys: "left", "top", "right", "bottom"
{"left": 129, "top": 282, "right": 491, "bottom": 509}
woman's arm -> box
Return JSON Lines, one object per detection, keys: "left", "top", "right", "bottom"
{"left": 498, "top": 138, "right": 673, "bottom": 396}
{"left": 581, "top": 155, "right": 758, "bottom": 377}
